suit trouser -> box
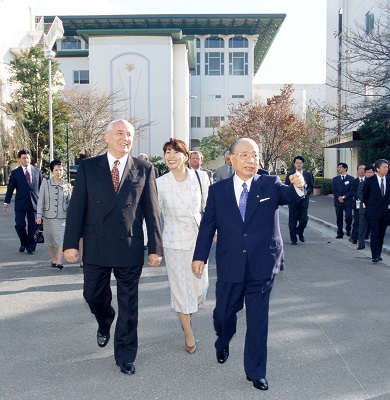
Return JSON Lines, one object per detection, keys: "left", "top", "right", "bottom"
{"left": 351, "top": 208, "right": 359, "bottom": 240}
{"left": 288, "top": 200, "right": 309, "bottom": 241}
{"left": 357, "top": 213, "right": 368, "bottom": 248}
{"left": 335, "top": 204, "right": 352, "bottom": 235}
{"left": 367, "top": 219, "right": 388, "bottom": 259}
{"left": 83, "top": 263, "right": 142, "bottom": 364}
{"left": 213, "top": 264, "right": 273, "bottom": 379}
{"left": 14, "top": 203, "right": 37, "bottom": 252}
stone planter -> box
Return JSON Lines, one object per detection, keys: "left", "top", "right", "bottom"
{"left": 313, "top": 187, "right": 322, "bottom": 196}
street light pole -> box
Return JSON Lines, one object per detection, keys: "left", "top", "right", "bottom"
{"left": 44, "top": 49, "right": 56, "bottom": 162}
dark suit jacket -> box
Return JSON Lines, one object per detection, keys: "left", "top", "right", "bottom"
{"left": 331, "top": 174, "right": 354, "bottom": 207}
{"left": 63, "top": 153, "right": 163, "bottom": 267}
{"left": 4, "top": 166, "right": 42, "bottom": 211}
{"left": 193, "top": 174, "right": 301, "bottom": 283}
{"left": 257, "top": 168, "right": 269, "bottom": 175}
{"left": 362, "top": 175, "right": 390, "bottom": 221}
{"left": 284, "top": 170, "right": 314, "bottom": 196}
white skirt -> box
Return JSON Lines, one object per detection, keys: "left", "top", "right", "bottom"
{"left": 164, "top": 246, "right": 209, "bottom": 314}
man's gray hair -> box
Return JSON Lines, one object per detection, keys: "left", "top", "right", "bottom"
{"left": 105, "top": 119, "right": 135, "bottom": 134}
{"left": 137, "top": 153, "right": 149, "bottom": 161}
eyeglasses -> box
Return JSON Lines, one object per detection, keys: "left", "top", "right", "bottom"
{"left": 231, "top": 152, "right": 259, "bottom": 161}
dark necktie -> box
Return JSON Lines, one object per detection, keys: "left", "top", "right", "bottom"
{"left": 239, "top": 182, "right": 248, "bottom": 221}
{"left": 111, "top": 160, "right": 120, "bottom": 191}
{"left": 381, "top": 178, "right": 385, "bottom": 197}
{"left": 25, "top": 169, "right": 31, "bottom": 186}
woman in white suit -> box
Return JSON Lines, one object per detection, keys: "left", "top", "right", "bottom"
{"left": 157, "top": 139, "right": 209, "bottom": 354}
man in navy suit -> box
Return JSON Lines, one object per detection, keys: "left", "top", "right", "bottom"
{"left": 331, "top": 162, "right": 354, "bottom": 238}
{"left": 3, "top": 149, "right": 42, "bottom": 254}
{"left": 363, "top": 159, "right": 390, "bottom": 263}
{"left": 284, "top": 156, "right": 314, "bottom": 244}
{"left": 192, "top": 138, "right": 304, "bottom": 391}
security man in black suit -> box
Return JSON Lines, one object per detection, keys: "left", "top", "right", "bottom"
{"left": 284, "top": 156, "right": 314, "bottom": 244}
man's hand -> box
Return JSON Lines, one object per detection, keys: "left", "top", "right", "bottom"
{"left": 64, "top": 248, "right": 79, "bottom": 263}
{"left": 148, "top": 254, "right": 162, "bottom": 267}
{"left": 192, "top": 260, "right": 205, "bottom": 276}
{"left": 289, "top": 171, "right": 305, "bottom": 191}
{"left": 338, "top": 196, "right": 345, "bottom": 203}
{"left": 3, "top": 204, "right": 8, "bottom": 211}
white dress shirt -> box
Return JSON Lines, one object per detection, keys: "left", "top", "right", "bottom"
{"left": 107, "top": 152, "right": 129, "bottom": 181}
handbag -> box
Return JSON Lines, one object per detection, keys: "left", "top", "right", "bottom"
{"left": 34, "top": 224, "right": 44, "bottom": 244}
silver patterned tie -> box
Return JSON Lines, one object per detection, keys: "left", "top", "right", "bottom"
{"left": 239, "top": 182, "right": 249, "bottom": 221}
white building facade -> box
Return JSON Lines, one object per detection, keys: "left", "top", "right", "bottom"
{"left": 44, "top": 14, "right": 285, "bottom": 158}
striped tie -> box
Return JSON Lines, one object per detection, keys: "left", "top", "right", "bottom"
{"left": 239, "top": 182, "right": 248, "bottom": 221}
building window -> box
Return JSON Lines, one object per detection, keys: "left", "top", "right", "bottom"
{"left": 366, "top": 9, "right": 374, "bottom": 34}
{"left": 190, "top": 53, "right": 201, "bottom": 76}
{"left": 229, "top": 52, "right": 248, "bottom": 75}
{"left": 73, "top": 70, "right": 89, "bottom": 84}
{"left": 191, "top": 117, "right": 201, "bottom": 128}
{"left": 205, "top": 52, "right": 224, "bottom": 75}
{"left": 205, "top": 36, "right": 224, "bottom": 48}
{"left": 229, "top": 36, "right": 248, "bottom": 48}
{"left": 208, "top": 95, "right": 222, "bottom": 99}
{"left": 196, "top": 38, "right": 201, "bottom": 48}
{"left": 232, "top": 95, "right": 245, "bottom": 98}
{"left": 61, "top": 37, "right": 82, "bottom": 50}
{"left": 205, "top": 116, "right": 225, "bottom": 128}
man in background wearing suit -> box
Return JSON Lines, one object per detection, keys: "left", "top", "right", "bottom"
{"left": 363, "top": 159, "right": 390, "bottom": 263}
{"left": 215, "top": 150, "right": 234, "bottom": 181}
{"left": 257, "top": 167, "right": 269, "bottom": 175}
{"left": 189, "top": 150, "right": 213, "bottom": 184}
{"left": 332, "top": 162, "right": 354, "bottom": 239}
{"left": 3, "top": 149, "right": 42, "bottom": 254}
{"left": 349, "top": 164, "right": 366, "bottom": 245}
{"left": 192, "top": 138, "right": 304, "bottom": 391}
{"left": 63, "top": 119, "right": 163, "bottom": 375}
{"left": 284, "top": 156, "right": 314, "bottom": 244}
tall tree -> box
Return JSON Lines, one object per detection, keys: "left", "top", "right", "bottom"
{"left": 9, "top": 46, "right": 66, "bottom": 167}
{"left": 218, "top": 85, "right": 308, "bottom": 172}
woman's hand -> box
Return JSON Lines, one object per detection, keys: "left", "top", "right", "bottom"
{"left": 36, "top": 217, "right": 42, "bottom": 225}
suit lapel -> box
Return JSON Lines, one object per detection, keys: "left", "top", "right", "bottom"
{"left": 244, "top": 175, "right": 263, "bottom": 225}
{"left": 223, "top": 177, "right": 242, "bottom": 222}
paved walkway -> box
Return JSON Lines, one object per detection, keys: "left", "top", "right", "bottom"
{"left": 1, "top": 194, "right": 390, "bottom": 399}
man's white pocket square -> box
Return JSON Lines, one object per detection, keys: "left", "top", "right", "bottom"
{"left": 259, "top": 197, "right": 270, "bottom": 202}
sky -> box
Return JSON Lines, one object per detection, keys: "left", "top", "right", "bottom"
{"left": 32, "top": 0, "right": 327, "bottom": 85}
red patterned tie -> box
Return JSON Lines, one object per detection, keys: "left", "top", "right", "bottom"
{"left": 111, "top": 160, "right": 120, "bottom": 191}
{"left": 25, "top": 169, "right": 31, "bottom": 186}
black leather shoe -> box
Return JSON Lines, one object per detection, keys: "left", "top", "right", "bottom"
{"left": 348, "top": 237, "right": 357, "bottom": 244}
{"left": 246, "top": 377, "right": 268, "bottom": 391}
{"left": 378, "top": 257, "right": 383, "bottom": 261}
{"left": 346, "top": 231, "right": 351, "bottom": 236}
{"left": 117, "top": 361, "right": 135, "bottom": 375}
{"left": 372, "top": 258, "right": 379, "bottom": 263}
{"left": 356, "top": 246, "right": 365, "bottom": 250}
{"left": 291, "top": 241, "right": 297, "bottom": 245}
{"left": 97, "top": 330, "right": 110, "bottom": 348}
{"left": 335, "top": 235, "right": 343, "bottom": 239}
{"left": 19, "top": 246, "right": 26, "bottom": 253}
{"left": 298, "top": 235, "right": 305, "bottom": 242}
{"left": 216, "top": 347, "right": 229, "bottom": 364}
{"left": 27, "top": 251, "right": 35, "bottom": 255}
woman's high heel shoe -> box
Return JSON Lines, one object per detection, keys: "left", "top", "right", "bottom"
{"left": 185, "top": 340, "right": 197, "bottom": 354}
{"left": 56, "top": 264, "right": 63, "bottom": 270}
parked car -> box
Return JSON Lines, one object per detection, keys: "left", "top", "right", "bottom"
{"left": 69, "top": 165, "right": 79, "bottom": 180}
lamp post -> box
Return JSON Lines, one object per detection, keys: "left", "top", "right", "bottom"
{"left": 44, "top": 49, "right": 56, "bottom": 162}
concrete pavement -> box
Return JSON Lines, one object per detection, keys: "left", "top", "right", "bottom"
{"left": 1, "top": 194, "right": 390, "bottom": 400}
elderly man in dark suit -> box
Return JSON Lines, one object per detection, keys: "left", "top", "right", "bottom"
{"left": 63, "top": 119, "right": 163, "bottom": 375}
{"left": 332, "top": 162, "right": 354, "bottom": 238}
{"left": 3, "top": 149, "right": 42, "bottom": 254}
{"left": 284, "top": 156, "right": 314, "bottom": 244}
{"left": 363, "top": 159, "right": 390, "bottom": 263}
{"left": 192, "top": 138, "right": 304, "bottom": 391}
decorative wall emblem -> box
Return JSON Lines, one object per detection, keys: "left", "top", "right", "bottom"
{"left": 126, "top": 63, "right": 135, "bottom": 72}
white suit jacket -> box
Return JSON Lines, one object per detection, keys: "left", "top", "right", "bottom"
{"left": 157, "top": 168, "right": 209, "bottom": 250}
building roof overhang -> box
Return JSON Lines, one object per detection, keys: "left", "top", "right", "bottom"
{"left": 43, "top": 14, "right": 286, "bottom": 74}
{"left": 323, "top": 131, "right": 362, "bottom": 148}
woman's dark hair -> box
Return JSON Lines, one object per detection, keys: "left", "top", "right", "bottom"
{"left": 49, "top": 159, "right": 62, "bottom": 172}
{"left": 162, "top": 139, "right": 190, "bottom": 165}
